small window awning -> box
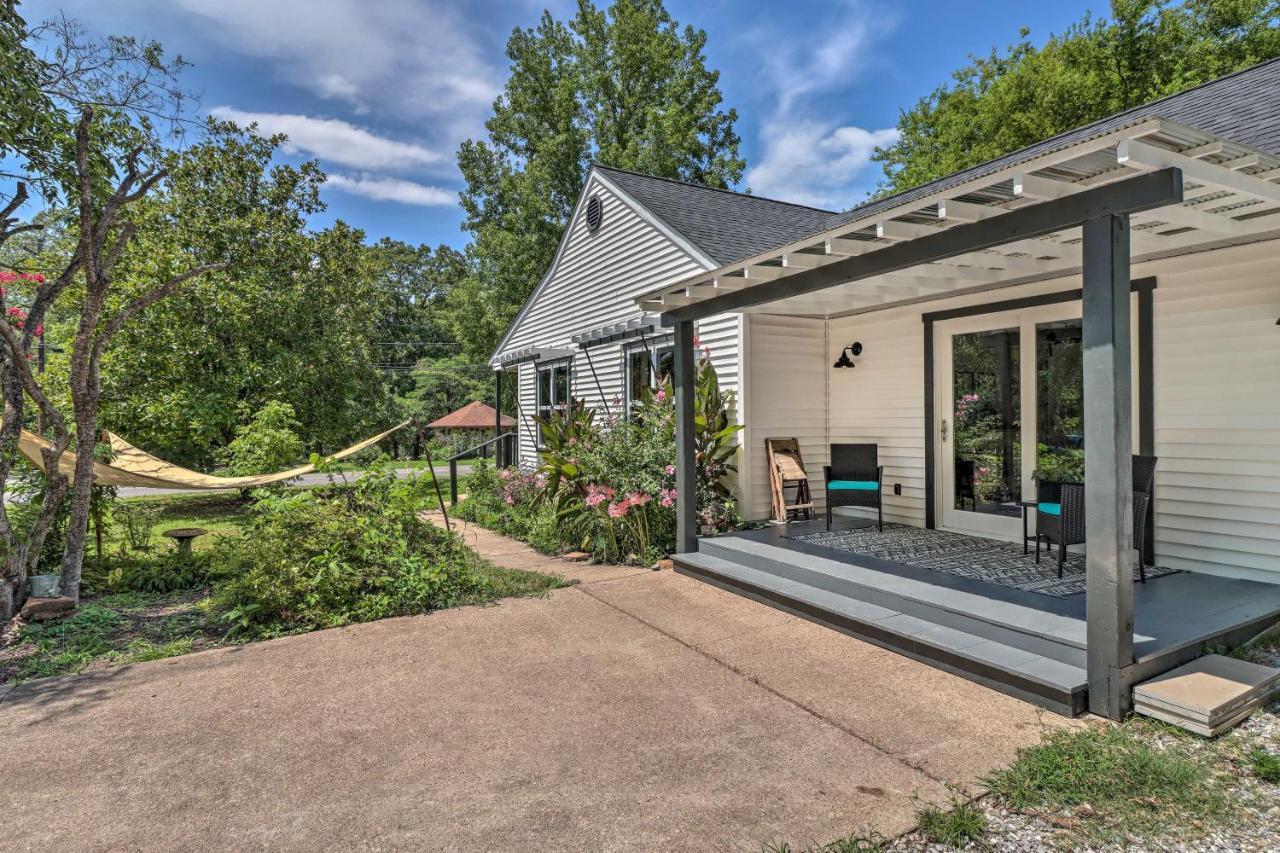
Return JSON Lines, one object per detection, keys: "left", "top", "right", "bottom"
{"left": 494, "top": 345, "right": 577, "bottom": 368}
{"left": 635, "top": 117, "right": 1280, "bottom": 320}
{"left": 571, "top": 313, "right": 663, "bottom": 349}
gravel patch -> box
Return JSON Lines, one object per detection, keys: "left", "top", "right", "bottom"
{"left": 887, "top": 701, "right": 1280, "bottom": 852}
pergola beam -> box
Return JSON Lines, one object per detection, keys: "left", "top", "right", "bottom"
{"left": 1119, "top": 137, "right": 1280, "bottom": 205}
{"left": 661, "top": 169, "right": 1183, "bottom": 324}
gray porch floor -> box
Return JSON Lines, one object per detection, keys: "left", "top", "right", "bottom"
{"left": 672, "top": 519, "right": 1280, "bottom": 716}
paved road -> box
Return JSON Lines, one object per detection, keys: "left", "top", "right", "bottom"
{"left": 117, "top": 464, "right": 471, "bottom": 498}
{"left": 0, "top": 516, "right": 1069, "bottom": 851}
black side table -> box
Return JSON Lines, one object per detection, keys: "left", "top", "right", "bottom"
{"left": 1017, "top": 500, "right": 1039, "bottom": 554}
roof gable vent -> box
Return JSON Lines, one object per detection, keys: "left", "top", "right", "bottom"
{"left": 585, "top": 194, "right": 604, "bottom": 232}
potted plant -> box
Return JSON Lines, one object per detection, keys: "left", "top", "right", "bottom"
{"left": 1032, "top": 446, "right": 1085, "bottom": 504}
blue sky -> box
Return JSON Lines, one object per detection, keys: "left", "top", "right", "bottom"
{"left": 23, "top": 0, "right": 1101, "bottom": 249}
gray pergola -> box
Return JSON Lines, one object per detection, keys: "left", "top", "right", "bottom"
{"left": 660, "top": 168, "right": 1185, "bottom": 719}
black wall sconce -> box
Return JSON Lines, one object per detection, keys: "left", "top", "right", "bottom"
{"left": 833, "top": 341, "right": 863, "bottom": 369}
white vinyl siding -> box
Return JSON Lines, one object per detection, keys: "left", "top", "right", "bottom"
{"left": 741, "top": 314, "right": 827, "bottom": 521}
{"left": 499, "top": 173, "right": 718, "bottom": 468}
{"left": 1149, "top": 243, "right": 1280, "bottom": 582}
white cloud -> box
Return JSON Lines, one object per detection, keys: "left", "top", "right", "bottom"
{"left": 326, "top": 174, "right": 456, "bottom": 207}
{"left": 742, "top": 1, "right": 899, "bottom": 209}
{"left": 748, "top": 122, "right": 899, "bottom": 209}
{"left": 210, "top": 107, "right": 444, "bottom": 171}
{"left": 174, "top": 0, "right": 501, "bottom": 139}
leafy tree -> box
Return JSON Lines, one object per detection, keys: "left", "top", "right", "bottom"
{"left": 367, "top": 238, "right": 467, "bottom": 394}
{"left": 0, "top": 7, "right": 209, "bottom": 613}
{"left": 448, "top": 0, "right": 744, "bottom": 360}
{"left": 397, "top": 355, "right": 493, "bottom": 426}
{"left": 873, "top": 0, "right": 1280, "bottom": 196}
{"left": 218, "top": 400, "right": 305, "bottom": 476}
{"left": 95, "top": 121, "right": 392, "bottom": 469}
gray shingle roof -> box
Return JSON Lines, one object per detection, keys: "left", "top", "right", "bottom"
{"left": 592, "top": 164, "right": 836, "bottom": 265}
{"left": 829, "top": 57, "right": 1280, "bottom": 228}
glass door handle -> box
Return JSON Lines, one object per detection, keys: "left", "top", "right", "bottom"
{"left": 941, "top": 418, "right": 949, "bottom": 442}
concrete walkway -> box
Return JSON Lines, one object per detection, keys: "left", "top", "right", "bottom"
{"left": 0, "top": 518, "right": 1065, "bottom": 852}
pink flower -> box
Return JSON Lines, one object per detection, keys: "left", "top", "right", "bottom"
{"left": 628, "top": 492, "right": 650, "bottom": 507}
{"left": 659, "top": 487, "right": 677, "bottom": 508}
{"left": 7, "top": 306, "right": 22, "bottom": 317}
{"left": 585, "top": 484, "right": 614, "bottom": 508}
{"left": 26, "top": 273, "right": 44, "bottom": 284}
{"left": 33, "top": 324, "right": 43, "bottom": 336}
{"left": 692, "top": 334, "right": 702, "bottom": 348}
{"left": 664, "top": 464, "right": 675, "bottom": 476}
{"left": 654, "top": 389, "right": 666, "bottom": 403}
{"left": 0, "top": 272, "right": 14, "bottom": 284}
{"left": 607, "top": 500, "right": 629, "bottom": 518}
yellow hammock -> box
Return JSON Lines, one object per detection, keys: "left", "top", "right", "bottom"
{"left": 15, "top": 420, "right": 412, "bottom": 489}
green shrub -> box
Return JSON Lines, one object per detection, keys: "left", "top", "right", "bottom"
{"left": 218, "top": 400, "right": 306, "bottom": 477}
{"left": 533, "top": 354, "right": 742, "bottom": 562}
{"left": 101, "top": 552, "right": 210, "bottom": 594}
{"left": 112, "top": 501, "right": 165, "bottom": 552}
{"left": 210, "top": 467, "right": 495, "bottom": 637}
{"left": 457, "top": 460, "right": 554, "bottom": 547}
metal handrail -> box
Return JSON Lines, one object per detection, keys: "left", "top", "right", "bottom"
{"left": 448, "top": 431, "right": 517, "bottom": 505}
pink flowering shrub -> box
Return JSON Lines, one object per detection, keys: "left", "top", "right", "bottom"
{"left": 529, "top": 352, "right": 743, "bottom": 563}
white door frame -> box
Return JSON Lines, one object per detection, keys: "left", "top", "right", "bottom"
{"left": 933, "top": 297, "right": 1140, "bottom": 541}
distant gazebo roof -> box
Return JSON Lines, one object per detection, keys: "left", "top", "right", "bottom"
{"left": 427, "top": 400, "right": 514, "bottom": 430}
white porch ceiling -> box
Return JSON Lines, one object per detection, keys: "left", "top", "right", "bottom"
{"left": 634, "top": 118, "right": 1280, "bottom": 319}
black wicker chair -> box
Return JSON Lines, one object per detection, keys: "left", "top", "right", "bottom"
{"left": 824, "top": 444, "right": 884, "bottom": 532}
{"left": 1036, "top": 454, "right": 1158, "bottom": 580}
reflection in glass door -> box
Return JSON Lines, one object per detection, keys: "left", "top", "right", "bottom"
{"left": 951, "top": 328, "right": 1022, "bottom": 519}
{"left": 1035, "top": 320, "right": 1085, "bottom": 484}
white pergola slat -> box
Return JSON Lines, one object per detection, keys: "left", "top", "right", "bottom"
{"left": 637, "top": 117, "right": 1280, "bottom": 319}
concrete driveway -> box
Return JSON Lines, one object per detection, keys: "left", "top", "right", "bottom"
{"left": 0, "top": 523, "right": 1063, "bottom": 851}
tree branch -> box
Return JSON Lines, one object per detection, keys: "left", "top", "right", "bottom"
{"left": 93, "top": 261, "right": 226, "bottom": 360}
{"left": 0, "top": 322, "right": 69, "bottom": 442}
{"left": 0, "top": 183, "right": 30, "bottom": 232}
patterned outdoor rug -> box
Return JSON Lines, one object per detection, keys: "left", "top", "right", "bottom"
{"left": 788, "top": 523, "right": 1178, "bottom": 598}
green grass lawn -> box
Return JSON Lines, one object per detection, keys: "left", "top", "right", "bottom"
{"left": 4, "top": 490, "right": 566, "bottom": 686}
{"left": 103, "top": 492, "right": 254, "bottom": 555}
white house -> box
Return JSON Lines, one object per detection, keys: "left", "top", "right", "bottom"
{"left": 490, "top": 59, "right": 1280, "bottom": 717}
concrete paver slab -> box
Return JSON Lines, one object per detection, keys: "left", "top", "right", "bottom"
{"left": 1, "top": 590, "right": 946, "bottom": 851}
{"left": 695, "top": 618, "right": 1073, "bottom": 788}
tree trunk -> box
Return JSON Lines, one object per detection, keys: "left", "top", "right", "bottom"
{"left": 59, "top": 365, "right": 100, "bottom": 604}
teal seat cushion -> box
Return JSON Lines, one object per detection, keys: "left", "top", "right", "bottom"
{"left": 1038, "top": 502, "right": 1062, "bottom": 516}
{"left": 828, "top": 480, "right": 879, "bottom": 491}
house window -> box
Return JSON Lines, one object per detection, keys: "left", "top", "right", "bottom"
{"left": 624, "top": 339, "right": 674, "bottom": 415}
{"left": 536, "top": 359, "right": 572, "bottom": 445}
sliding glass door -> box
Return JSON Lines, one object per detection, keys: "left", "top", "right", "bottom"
{"left": 935, "top": 302, "right": 1105, "bottom": 540}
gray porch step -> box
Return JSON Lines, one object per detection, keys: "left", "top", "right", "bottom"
{"left": 674, "top": 549, "right": 1088, "bottom": 716}
{"left": 699, "top": 536, "right": 1088, "bottom": 666}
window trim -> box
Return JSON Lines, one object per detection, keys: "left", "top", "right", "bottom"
{"left": 623, "top": 336, "right": 674, "bottom": 417}
{"left": 535, "top": 357, "right": 573, "bottom": 448}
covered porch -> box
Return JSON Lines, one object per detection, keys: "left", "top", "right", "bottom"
{"left": 676, "top": 518, "right": 1280, "bottom": 715}
{"left": 643, "top": 118, "right": 1280, "bottom": 718}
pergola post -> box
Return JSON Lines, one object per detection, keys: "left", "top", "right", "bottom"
{"left": 1082, "top": 213, "right": 1136, "bottom": 719}
{"left": 494, "top": 369, "right": 504, "bottom": 467}
{"left": 673, "top": 319, "right": 698, "bottom": 554}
